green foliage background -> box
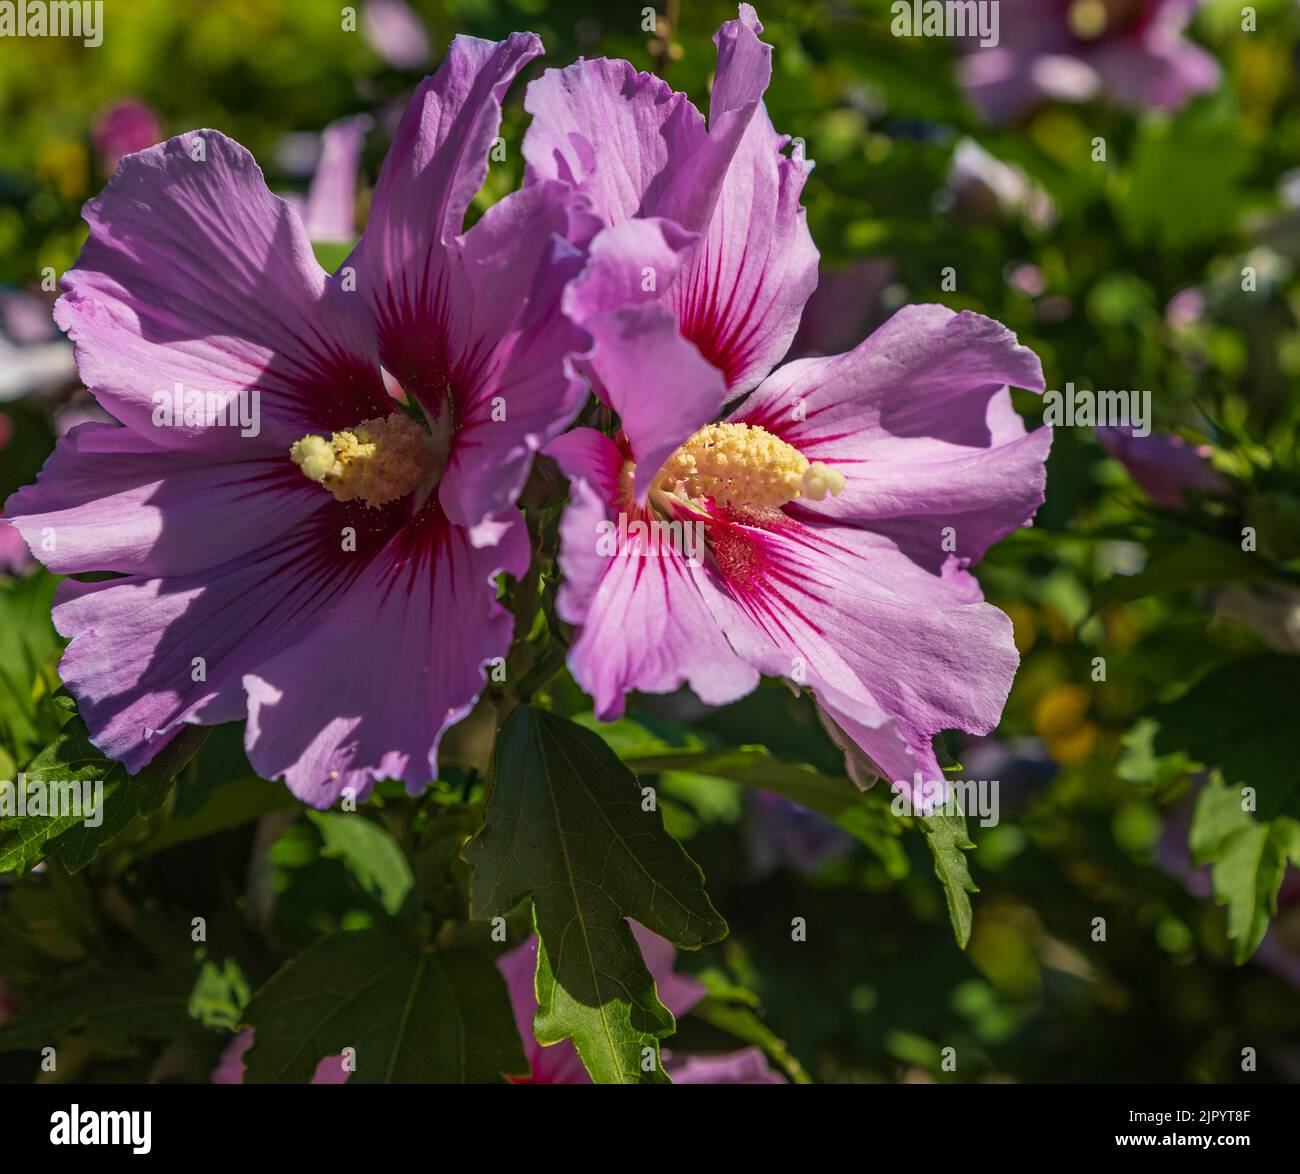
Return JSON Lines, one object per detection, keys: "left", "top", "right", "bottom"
{"left": 1, "top": 0, "right": 1299, "bottom": 1083}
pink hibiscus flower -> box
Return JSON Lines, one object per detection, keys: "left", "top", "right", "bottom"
{"left": 5, "top": 34, "right": 591, "bottom": 807}
{"left": 531, "top": 7, "right": 1051, "bottom": 802}
{"left": 960, "top": 0, "right": 1220, "bottom": 124}
{"left": 498, "top": 927, "right": 784, "bottom": 1084}
{"left": 92, "top": 99, "right": 163, "bottom": 175}
{"left": 211, "top": 1029, "right": 350, "bottom": 1085}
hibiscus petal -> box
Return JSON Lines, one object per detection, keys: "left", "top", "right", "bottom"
{"left": 349, "top": 33, "right": 543, "bottom": 408}
{"left": 55, "top": 130, "right": 386, "bottom": 451}
{"left": 545, "top": 428, "right": 626, "bottom": 625}
{"left": 630, "top": 921, "right": 707, "bottom": 1019}
{"left": 547, "top": 428, "right": 758, "bottom": 718}
{"left": 662, "top": 7, "right": 818, "bottom": 393}
{"left": 50, "top": 500, "right": 401, "bottom": 773}
{"left": 736, "top": 305, "right": 1050, "bottom": 572}
{"left": 522, "top": 57, "right": 707, "bottom": 225}
{"left": 665, "top": 102, "right": 817, "bottom": 394}
{"left": 664, "top": 1045, "right": 785, "bottom": 1084}
{"left": 4, "top": 422, "right": 324, "bottom": 577}
{"left": 495, "top": 935, "right": 594, "bottom": 1084}
{"left": 654, "top": 3, "right": 773, "bottom": 235}
{"left": 300, "top": 115, "right": 369, "bottom": 245}
{"left": 435, "top": 181, "right": 593, "bottom": 534}
{"left": 498, "top": 926, "right": 705, "bottom": 1085}
{"left": 701, "top": 513, "right": 1019, "bottom": 795}
{"left": 243, "top": 506, "right": 528, "bottom": 808}
{"left": 562, "top": 219, "right": 728, "bottom": 500}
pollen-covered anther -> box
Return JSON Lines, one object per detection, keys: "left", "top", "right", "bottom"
{"left": 289, "top": 412, "right": 438, "bottom": 507}
{"left": 656, "top": 422, "right": 845, "bottom": 510}
{"left": 1066, "top": 0, "right": 1109, "bottom": 40}
{"left": 800, "top": 461, "right": 846, "bottom": 501}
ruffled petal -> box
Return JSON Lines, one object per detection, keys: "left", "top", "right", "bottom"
{"left": 630, "top": 921, "right": 706, "bottom": 1019}
{"left": 55, "top": 131, "right": 386, "bottom": 451}
{"left": 1097, "top": 425, "right": 1227, "bottom": 507}
{"left": 665, "top": 102, "right": 817, "bottom": 393}
{"left": 498, "top": 927, "right": 704, "bottom": 1085}
{"left": 699, "top": 513, "right": 1019, "bottom": 797}
{"left": 435, "top": 181, "right": 593, "bottom": 535}
{"left": 4, "top": 422, "right": 324, "bottom": 577}
{"left": 665, "top": 1046, "right": 785, "bottom": 1084}
{"left": 211, "top": 1029, "right": 350, "bottom": 1085}
{"left": 348, "top": 33, "right": 543, "bottom": 408}
{"left": 527, "top": 8, "right": 814, "bottom": 398}
{"left": 736, "top": 305, "right": 1050, "bottom": 573}
{"left": 545, "top": 428, "right": 626, "bottom": 625}
{"left": 243, "top": 506, "right": 528, "bottom": 808}
{"left": 522, "top": 57, "right": 706, "bottom": 226}
{"left": 50, "top": 500, "right": 404, "bottom": 774}
{"left": 663, "top": 7, "right": 818, "bottom": 392}
{"left": 496, "top": 935, "right": 594, "bottom": 1085}
{"left": 562, "top": 219, "right": 728, "bottom": 500}
{"left": 300, "top": 115, "right": 369, "bottom": 244}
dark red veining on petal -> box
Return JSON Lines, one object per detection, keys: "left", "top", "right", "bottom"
{"left": 371, "top": 256, "right": 457, "bottom": 414}
{"left": 273, "top": 322, "right": 392, "bottom": 431}
{"left": 673, "top": 215, "right": 769, "bottom": 389}
{"left": 704, "top": 507, "right": 833, "bottom": 643}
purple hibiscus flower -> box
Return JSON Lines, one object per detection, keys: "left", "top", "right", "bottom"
{"left": 5, "top": 34, "right": 591, "bottom": 807}
{"left": 746, "top": 791, "right": 853, "bottom": 878}
{"left": 498, "top": 926, "right": 785, "bottom": 1084}
{"left": 1097, "top": 425, "right": 1227, "bottom": 507}
{"left": 960, "top": 0, "right": 1220, "bottom": 124}
{"left": 532, "top": 7, "right": 1051, "bottom": 804}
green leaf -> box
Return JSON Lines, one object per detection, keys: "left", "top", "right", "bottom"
{"left": 134, "top": 774, "right": 294, "bottom": 860}
{"left": 188, "top": 958, "right": 251, "bottom": 1029}
{"left": 466, "top": 705, "right": 727, "bottom": 1084}
{"left": 0, "top": 571, "right": 61, "bottom": 761}
{"left": 1093, "top": 534, "right": 1266, "bottom": 606}
{"left": 1189, "top": 775, "right": 1300, "bottom": 963}
{"left": 919, "top": 808, "right": 978, "bottom": 949}
{"left": 0, "top": 971, "right": 191, "bottom": 1053}
{"left": 307, "top": 811, "right": 415, "bottom": 916}
{"left": 1152, "top": 655, "right": 1300, "bottom": 819}
{"left": 310, "top": 239, "right": 356, "bottom": 273}
{"left": 0, "top": 717, "right": 207, "bottom": 875}
{"left": 582, "top": 717, "right": 906, "bottom": 873}
{"left": 690, "top": 995, "right": 810, "bottom": 1084}
{"left": 241, "top": 923, "right": 524, "bottom": 1083}
{"left": 1117, "top": 97, "right": 1252, "bottom": 250}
